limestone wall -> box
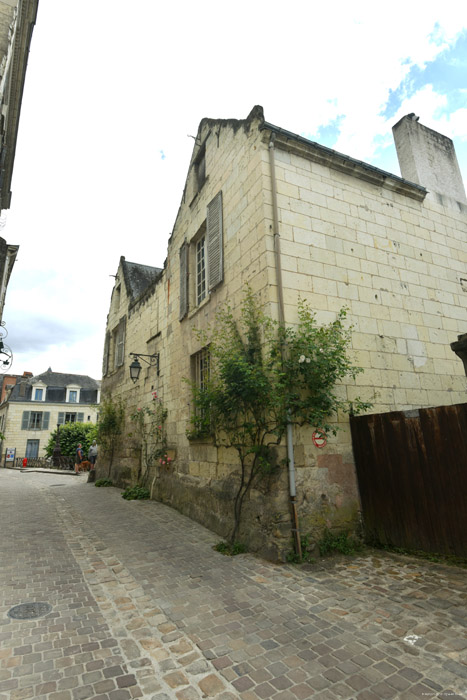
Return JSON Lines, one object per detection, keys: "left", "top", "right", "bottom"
{"left": 101, "top": 111, "right": 467, "bottom": 560}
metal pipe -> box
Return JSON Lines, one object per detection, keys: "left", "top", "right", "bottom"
{"left": 268, "top": 134, "right": 302, "bottom": 560}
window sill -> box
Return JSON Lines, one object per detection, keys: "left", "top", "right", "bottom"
{"left": 188, "top": 293, "right": 211, "bottom": 320}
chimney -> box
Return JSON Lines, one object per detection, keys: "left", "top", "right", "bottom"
{"left": 392, "top": 114, "right": 467, "bottom": 208}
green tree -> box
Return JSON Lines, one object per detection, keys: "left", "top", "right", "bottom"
{"left": 188, "top": 288, "right": 370, "bottom": 545}
{"left": 45, "top": 422, "right": 98, "bottom": 459}
{"left": 97, "top": 396, "right": 126, "bottom": 478}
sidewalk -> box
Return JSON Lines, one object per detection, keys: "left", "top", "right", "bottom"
{"left": 5, "top": 466, "right": 78, "bottom": 475}
{"left": 0, "top": 468, "right": 465, "bottom": 699}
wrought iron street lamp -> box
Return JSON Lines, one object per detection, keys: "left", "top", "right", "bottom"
{"left": 129, "top": 352, "right": 159, "bottom": 383}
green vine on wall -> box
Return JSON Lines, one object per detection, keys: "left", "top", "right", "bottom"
{"left": 187, "top": 287, "right": 371, "bottom": 546}
{"left": 130, "top": 390, "right": 168, "bottom": 485}
{"left": 96, "top": 396, "right": 126, "bottom": 479}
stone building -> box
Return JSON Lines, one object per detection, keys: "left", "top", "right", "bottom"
{"left": 0, "top": 0, "right": 39, "bottom": 211}
{"left": 0, "top": 368, "right": 100, "bottom": 461}
{"left": 100, "top": 106, "right": 467, "bottom": 559}
{"left": 0, "top": 1, "right": 39, "bottom": 366}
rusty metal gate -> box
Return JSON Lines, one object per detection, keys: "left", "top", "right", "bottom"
{"left": 349, "top": 403, "right": 467, "bottom": 557}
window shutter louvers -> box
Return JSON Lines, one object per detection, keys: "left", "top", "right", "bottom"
{"left": 179, "top": 242, "right": 188, "bottom": 320}
{"left": 58, "top": 412, "right": 64, "bottom": 425}
{"left": 43, "top": 412, "right": 50, "bottom": 430}
{"left": 103, "top": 332, "right": 110, "bottom": 375}
{"left": 77, "top": 413, "right": 84, "bottom": 423}
{"left": 116, "top": 317, "right": 126, "bottom": 367}
{"left": 207, "top": 191, "right": 223, "bottom": 291}
{"left": 21, "top": 411, "right": 30, "bottom": 430}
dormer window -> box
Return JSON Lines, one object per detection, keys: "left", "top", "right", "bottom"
{"left": 66, "top": 385, "right": 81, "bottom": 403}
{"left": 32, "top": 382, "right": 46, "bottom": 401}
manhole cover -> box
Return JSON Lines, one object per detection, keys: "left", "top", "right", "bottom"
{"left": 7, "top": 602, "right": 52, "bottom": 619}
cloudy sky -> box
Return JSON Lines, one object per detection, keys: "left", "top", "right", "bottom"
{"left": 2, "top": 0, "right": 467, "bottom": 380}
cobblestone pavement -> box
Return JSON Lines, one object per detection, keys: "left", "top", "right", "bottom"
{"left": 0, "top": 469, "right": 466, "bottom": 700}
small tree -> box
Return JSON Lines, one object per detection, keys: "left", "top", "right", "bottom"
{"left": 45, "top": 422, "right": 98, "bottom": 458}
{"left": 188, "top": 289, "right": 370, "bottom": 545}
{"left": 97, "top": 396, "right": 126, "bottom": 478}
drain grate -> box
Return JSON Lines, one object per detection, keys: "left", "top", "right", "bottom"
{"left": 7, "top": 602, "right": 52, "bottom": 619}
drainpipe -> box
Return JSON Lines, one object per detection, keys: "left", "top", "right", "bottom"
{"left": 268, "top": 133, "right": 302, "bottom": 560}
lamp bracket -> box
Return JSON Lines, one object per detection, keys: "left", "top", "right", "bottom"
{"left": 129, "top": 352, "right": 158, "bottom": 367}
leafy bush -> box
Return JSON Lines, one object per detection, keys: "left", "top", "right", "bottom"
{"left": 45, "top": 422, "right": 98, "bottom": 458}
{"left": 121, "top": 485, "right": 150, "bottom": 500}
{"left": 286, "top": 534, "right": 316, "bottom": 564}
{"left": 95, "top": 478, "right": 113, "bottom": 487}
{"left": 318, "top": 528, "right": 363, "bottom": 556}
{"left": 214, "top": 541, "right": 248, "bottom": 556}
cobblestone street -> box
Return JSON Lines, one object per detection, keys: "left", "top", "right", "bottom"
{"left": 0, "top": 468, "right": 466, "bottom": 700}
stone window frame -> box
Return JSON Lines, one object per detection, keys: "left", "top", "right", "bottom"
{"left": 179, "top": 191, "right": 224, "bottom": 321}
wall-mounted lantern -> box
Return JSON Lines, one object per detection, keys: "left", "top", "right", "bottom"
{"left": 129, "top": 352, "right": 159, "bottom": 384}
{"left": 451, "top": 333, "right": 467, "bottom": 376}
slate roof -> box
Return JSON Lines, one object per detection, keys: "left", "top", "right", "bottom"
{"left": 29, "top": 369, "right": 100, "bottom": 390}
{"left": 121, "top": 257, "right": 162, "bottom": 304}
{"left": 5, "top": 369, "right": 101, "bottom": 403}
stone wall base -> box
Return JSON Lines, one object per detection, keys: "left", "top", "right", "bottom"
{"left": 95, "top": 454, "right": 362, "bottom": 562}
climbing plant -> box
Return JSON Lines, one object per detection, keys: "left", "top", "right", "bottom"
{"left": 129, "top": 390, "right": 168, "bottom": 485}
{"left": 187, "top": 288, "right": 370, "bottom": 545}
{"left": 96, "top": 395, "right": 126, "bottom": 478}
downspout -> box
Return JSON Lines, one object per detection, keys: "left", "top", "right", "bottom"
{"left": 268, "top": 133, "right": 302, "bottom": 560}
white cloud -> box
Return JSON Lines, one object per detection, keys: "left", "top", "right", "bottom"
{"left": 3, "top": 0, "right": 467, "bottom": 378}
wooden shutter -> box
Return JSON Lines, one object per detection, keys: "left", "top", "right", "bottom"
{"left": 102, "top": 332, "right": 110, "bottom": 375}
{"left": 207, "top": 191, "right": 223, "bottom": 291}
{"left": 179, "top": 242, "right": 188, "bottom": 320}
{"left": 43, "top": 412, "right": 50, "bottom": 430}
{"left": 116, "top": 317, "right": 126, "bottom": 367}
{"left": 21, "top": 411, "right": 30, "bottom": 430}
{"left": 58, "top": 412, "right": 64, "bottom": 425}
{"left": 77, "top": 413, "right": 84, "bottom": 423}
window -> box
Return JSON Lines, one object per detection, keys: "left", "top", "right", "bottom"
{"left": 190, "top": 348, "right": 211, "bottom": 436}
{"left": 196, "top": 235, "right": 207, "bottom": 305}
{"left": 114, "top": 318, "right": 126, "bottom": 368}
{"left": 32, "top": 384, "right": 46, "bottom": 401}
{"left": 25, "top": 440, "right": 39, "bottom": 459}
{"left": 30, "top": 412, "right": 42, "bottom": 429}
{"left": 195, "top": 147, "right": 206, "bottom": 193}
{"left": 66, "top": 385, "right": 81, "bottom": 403}
{"left": 21, "top": 411, "right": 50, "bottom": 431}
{"left": 179, "top": 191, "right": 223, "bottom": 320}
{"left": 58, "top": 412, "right": 84, "bottom": 425}
{"left": 193, "top": 347, "right": 210, "bottom": 391}
{"left": 29, "top": 411, "right": 42, "bottom": 430}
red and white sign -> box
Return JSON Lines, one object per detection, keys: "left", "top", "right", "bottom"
{"left": 312, "top": 429, "right": 327, "bottom": 448}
